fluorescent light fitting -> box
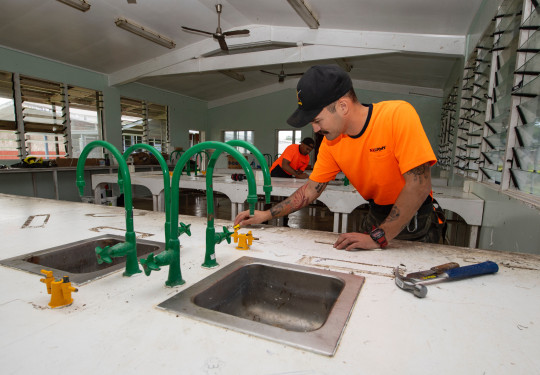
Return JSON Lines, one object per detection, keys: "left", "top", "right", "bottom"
{"left": 286, "top": 0, "right": 319, "bottom": 29}
{"left": 218, "top": 70, "right": 245, "bottom": 82}
{"left": 56, "top": 0, "right": 91, "bottom": 12}
{"left": 115, "top": 18, "right": 176, "bottom": 49}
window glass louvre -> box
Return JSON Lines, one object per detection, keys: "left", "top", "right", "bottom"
{"left": 20, "top": 75, "right": 66, "bottom": 160}
{"left": 0, "top": 71, "right": 18, "bottom": 160}
{"left": 455, "top": 24, "right": 494, "bottom": 178}
{"left": 508, "top": 0, "right": 540, "bottom": 196}
{"left": 121, "top": 97, "right": 144, "bottom": 151}
{"left": 121, "top": 97, "right": 169, "bottom": 153}
{"left": 68, "top": 85, "right": 103, "bottom": 158}
{"left": 477, "top": 0, "right": 521, "bottom": 184}
{"left": 438, "top": 84, "right": 458, "bottom": 172}
{"left": 147, "top": 102, "right": 168, "bottom": 152}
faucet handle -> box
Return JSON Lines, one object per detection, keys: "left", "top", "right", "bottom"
{"left": 178, "top": 222, "right": 192, "bottom": 237}
{"left": 217, "top": 226, "right": 233, "bottom": 244}
{"left": 95, "top": 246, "right": 112, "bottom": 264}
{"left": 140, "top": 253, "right": 161, "bottom": 276}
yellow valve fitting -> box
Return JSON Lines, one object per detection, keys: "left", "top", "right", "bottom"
{"left": 40, "top": 269, "right": 54, "bottom": 294}
{"left": 48, "top": 276, "right": 78, "bottom": 309}
{"left": 231, "top": 228, "right": 257, "bottom": 251}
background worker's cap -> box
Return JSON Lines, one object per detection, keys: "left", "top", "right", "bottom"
{"left": 287, "top": 64, "right": 353, "bottom": 128}
{"left": 301, "top": 137, "right": 315, "bottom": 148}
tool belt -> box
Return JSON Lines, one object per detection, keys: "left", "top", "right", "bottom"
{"left": 361, "top": 195, "right": 446, "bottom": 243}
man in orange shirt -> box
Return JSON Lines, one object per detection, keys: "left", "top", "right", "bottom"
{"left": 235, "top": 64, "right": 443, "bottom": 250}
{"left": 270, "top": 137, "right": 314, "bottom": 179}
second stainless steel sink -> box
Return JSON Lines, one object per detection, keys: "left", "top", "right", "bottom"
{"left": 158, "top": 256, "right": 365, "bottom": 356}
{"left": 0, "top": 234, "right": 165, "bottom": 285}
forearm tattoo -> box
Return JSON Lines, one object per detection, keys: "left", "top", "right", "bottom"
{"left": 314, "top": 182, "right": 328, "bottom": 194}
{"left": 404, "top": 162, "right": 430, "bottom": 182}
{"left": 270, "top": 183, "right": 315, "bottom": 218}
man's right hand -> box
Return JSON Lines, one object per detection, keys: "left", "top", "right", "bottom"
{"left": 234, "top": 210, "right": 272, "bottom": 226}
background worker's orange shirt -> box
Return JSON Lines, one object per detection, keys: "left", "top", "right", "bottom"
{"left": 270, "top": 144, "right": 310, "bottom": 175}
{"left": 309, "top": 101, "right": 437, "bottom": 205}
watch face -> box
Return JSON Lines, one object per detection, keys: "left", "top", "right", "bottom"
{"left": 370, "top": 228, "right": 387, "bottom": 248}
{"left": 370, "top": 228, "right": 384, "bottom": 240}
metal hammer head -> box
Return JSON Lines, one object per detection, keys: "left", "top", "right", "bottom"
{"left": 394, "top": 266, "right": 428, "bottom": 298}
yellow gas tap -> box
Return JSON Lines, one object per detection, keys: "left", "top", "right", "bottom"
{"left": 231, "top": 226, "right": 258, "bottom": 251}
{"left": 41, "top": 270, "right": 78, "bottom": 308}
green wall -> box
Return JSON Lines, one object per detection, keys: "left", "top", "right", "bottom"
{"left": 0, "top": 46, "right": 208, "bottom": 152}
{"left": 208, "top": 87, "right": 443, "bottom": 161}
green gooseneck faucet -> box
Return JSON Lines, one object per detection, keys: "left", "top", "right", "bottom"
{"left": 120, "top": 144, "right": 181, "bottom": 246}
{"left": 140, "top": 141, "right": 258, "bottom": 287}
{"left": 75, "top": 140, "right": 141, "bottom": 276}
{"left": 211, "top": 140, "right": 272, "bottom": 203}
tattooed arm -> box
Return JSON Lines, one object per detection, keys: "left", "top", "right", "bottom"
{"left": 334, "top": 162, "right": 432, "bottom": 250}
{"left": 234, "top": 179, "right": 328, "bottom": 226}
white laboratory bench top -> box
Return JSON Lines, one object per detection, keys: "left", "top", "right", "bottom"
{"left": 1, "top": 193, "right": 539, "bottom": 374}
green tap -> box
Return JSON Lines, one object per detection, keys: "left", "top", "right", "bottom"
{"left": 169, "top": 149, "right": 183, "bottom": 163}
{"left": 141, "top": 141, "right": 257, "bottom": 286}
{"left": 194, "top": 150, "right": 210, "bottom": 175}
{"left": 140, "top": 221, "right": 191, "bottom": 278}
{"left": 208, "top": 140, "right": 272, "bottom": 203}
{"left": 121, "top": 144, "right": 175, "bottom": 245}
{"left": 76, "top": 140, "right": 141, "bottom": 277}
{"left": 203, "top": 226, "right": 232, "bottom": 267}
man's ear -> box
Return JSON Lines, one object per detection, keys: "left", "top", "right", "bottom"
{"left": 337, "top": 97, "right": 349, "bottom": 116}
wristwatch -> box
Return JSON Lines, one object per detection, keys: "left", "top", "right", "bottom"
{"left": 370, "top": 227, "right": 388, "bottom": 248}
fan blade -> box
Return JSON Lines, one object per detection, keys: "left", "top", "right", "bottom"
{"left": 223, "top": 29, "right": 250, "bottom": 36}
{"left": 285, "top": 73, "right": 304, "bottom": 77}
{"left": 181, "top": 26, "right": 214, "bottom": 36}
{"left": 260, "top": 70, "right": 279, "bottom": 76}
{"left": 216, "top": 36, "right": 229, "bottom": 51}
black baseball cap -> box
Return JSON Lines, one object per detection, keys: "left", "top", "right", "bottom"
{"left": 287, "top": 64, "right": 353, "bottom": 128}
{"left": 301, "top": 137, "right": 315, "bottom": 148}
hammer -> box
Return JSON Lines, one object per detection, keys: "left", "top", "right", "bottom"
{"left": 395, "top": 261, "right": 499, "bottom": 298}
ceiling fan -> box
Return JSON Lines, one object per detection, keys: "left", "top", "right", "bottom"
{"left": 260, "top": 65, "right": 304, "bottom": 83}
{"left": 181, "top": 4, "right": 249, "bottom": 52}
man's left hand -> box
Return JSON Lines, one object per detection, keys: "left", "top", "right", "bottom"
{"left": 333, "top": 232, "right": 380, "bottom": 251}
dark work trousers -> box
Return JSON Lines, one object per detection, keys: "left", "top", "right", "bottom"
{"left": 270, "top": 165, "right": 293, "bottom": 178}
{"left": 359, "top": 195, "right": 446, "bottom": 243}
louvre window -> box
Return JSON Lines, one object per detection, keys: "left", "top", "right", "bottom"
{"left": 19, "top": 75, "right": 66, "bottom": 160}
{"left": 121, "top": 97, "right": 168, "bottom": 152}
{"left": 455, "top": 25, "right": 493, "bottom": 178}
{"left": 68, "top": 85, "right": 103, "bottom": 158}
{"left": 0, "top": 71, "right": 18, "bottom": 160}
{"left": 438, "top": 85, "right": 458, "bottom": 172}
{"left": 507, "top": 1, "right": 540, "bottom": 195}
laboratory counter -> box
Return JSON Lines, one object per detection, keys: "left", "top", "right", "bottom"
{"left": 0, "top": 193, "right": 538, "bottom": 374}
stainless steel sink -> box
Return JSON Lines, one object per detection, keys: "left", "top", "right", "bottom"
{"left": 158, "top": 256, "right": 365, "bottom": 356}
{"left": 0, "top": 235, "right": 165, "bottom": 285}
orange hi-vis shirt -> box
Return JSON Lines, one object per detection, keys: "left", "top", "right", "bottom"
{"left": 309, "top": 101, "right": 437, "bottom": 205}
{"left": 270, "top": 144, "right": 310, "bottom": 175}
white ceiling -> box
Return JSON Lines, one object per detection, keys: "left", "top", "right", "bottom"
{"left": 0, "top": 0, "right": 486, "bottom": 104}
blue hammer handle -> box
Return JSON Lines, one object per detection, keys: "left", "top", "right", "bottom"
{"left": 445, "top": 261, "right": 499, "bottom": 279}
